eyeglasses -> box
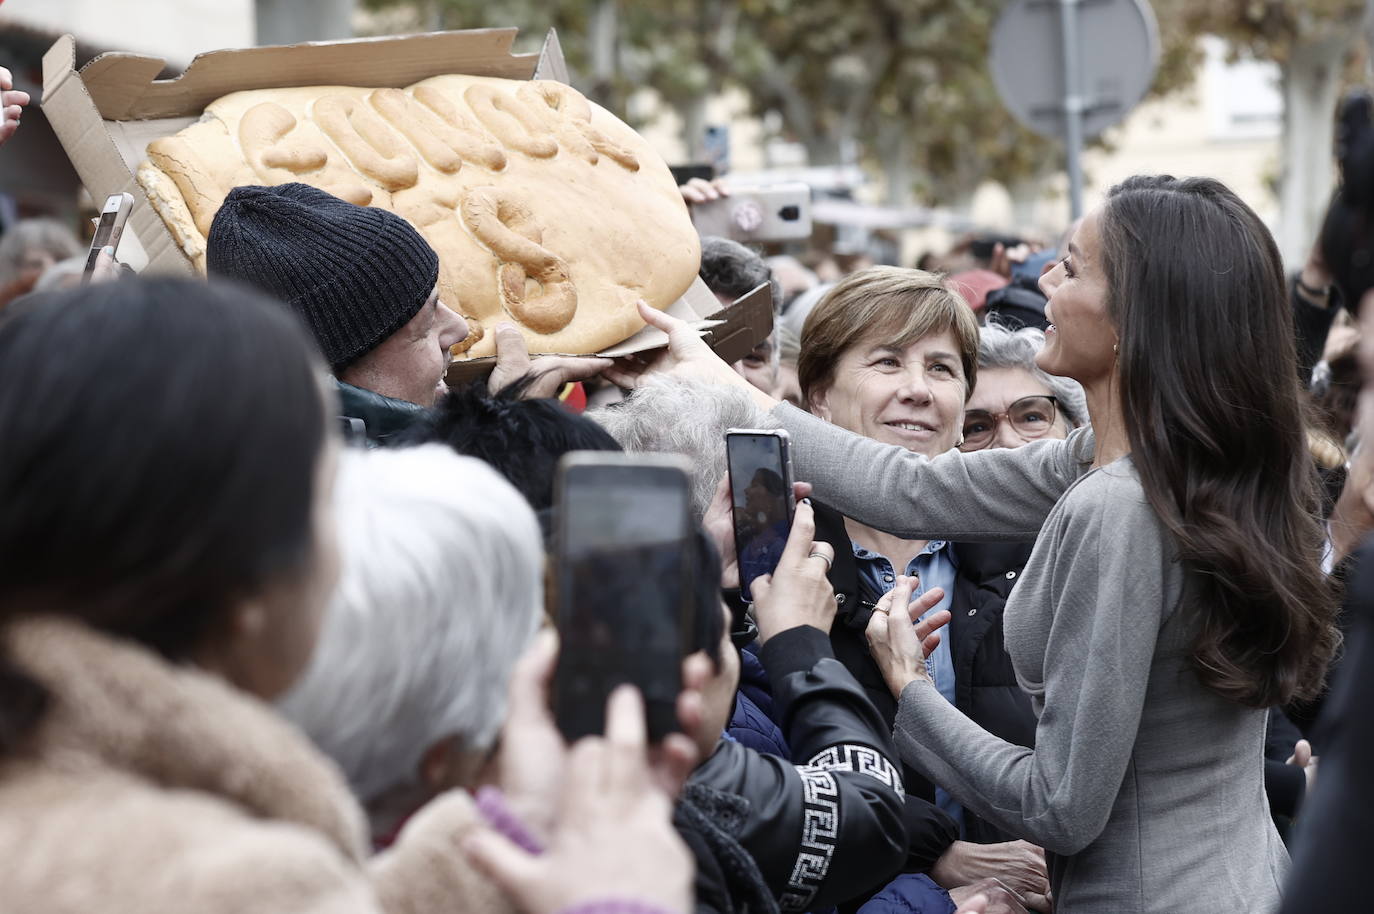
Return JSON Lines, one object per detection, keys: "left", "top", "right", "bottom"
{"left": 960, "top": 395, "right": 1059, "bottom": 452}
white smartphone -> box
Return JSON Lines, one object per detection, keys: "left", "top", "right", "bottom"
{"left": 82, "top": 192, "right": 135, "bottom": 284}
{"left": 692, "top": 183, "right": 812, "bottom": 243}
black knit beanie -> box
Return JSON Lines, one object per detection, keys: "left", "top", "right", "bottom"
{"left": 206, "top": 183, "right": 440, "bottom": 371}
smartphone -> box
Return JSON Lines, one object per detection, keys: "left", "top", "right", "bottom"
{"left": 551, "top": 452, "right": 694, "bottom": 742}
{"left": 726, "top": 429, "right": 795, "bottom": 602}
{"left": 692, "top": 183, "right": 812, "bottom": 243}
{"left": 82, "top": 193, "right": 135, "bottom": 284}
{"left": 969, "top": 234, "right": 1025, "bottom": 261}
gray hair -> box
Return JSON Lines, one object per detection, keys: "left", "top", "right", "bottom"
{"left": 590, "top": 376, "right": 767, "bottom": 518}
{"left": 0, "top": 219, "right": 82, "bottom": 285}
{"left": 777, "top": 322, "right": 801, "bottom": 368}
{"left": 277, "top": 444, "right": 544, "bottom": 803}
{"left": 33, "top": 256, "right": 87, "bottom": 294}
{"left": 780, "top": 280, "right": 837, "bottom": 341}
{"left": 699, "top": 236, "right": 782, "bottom": 312}
{"left": 977, "top": 319, "right": 1088, "bottom": 428}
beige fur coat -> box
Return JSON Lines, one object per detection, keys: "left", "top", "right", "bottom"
{"left": 0, "top": 616, "right": 515, "bottom": 914}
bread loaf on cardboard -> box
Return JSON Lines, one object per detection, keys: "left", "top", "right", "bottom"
{"left": 135, "top": 75, "right": 700, "bottom": 358}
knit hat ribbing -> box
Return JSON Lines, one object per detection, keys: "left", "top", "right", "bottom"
{"left": 206, "top": 183, "right": 440, "bottom": 371}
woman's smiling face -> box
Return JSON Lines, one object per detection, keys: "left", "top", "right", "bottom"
{"left": 808, "top": 328, "right": 966, "bottom": 457}
{"left": 1037, "top": 209, "right": 1118, "bottom": 386}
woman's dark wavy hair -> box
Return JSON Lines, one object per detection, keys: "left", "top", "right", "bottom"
{"left": 0, "top": 278, "right": 329, "bottom": 753}
{"left": 1101, "top": 175, "right": 1340, "bottom": 707}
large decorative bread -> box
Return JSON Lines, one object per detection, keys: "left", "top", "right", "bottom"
{"left": 135, "top": 75, "right": 701, "bottom": 358}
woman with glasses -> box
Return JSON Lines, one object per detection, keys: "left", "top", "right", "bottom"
{"left": 961, "top": 321, "right": 1087, "bottom": 453}
{"left": 606, "top": 176, "right": 1338, "bottom": 913}
{"left": 786, "top": 267, "right": 1054, "bottom": 912}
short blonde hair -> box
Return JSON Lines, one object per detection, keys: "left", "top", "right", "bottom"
{"left": 798, "top": 266, "right": 980, "bottom": 405}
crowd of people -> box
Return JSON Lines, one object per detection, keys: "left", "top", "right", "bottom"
{"left": 1, "top": 60, "right": 1372, "bottom": 914}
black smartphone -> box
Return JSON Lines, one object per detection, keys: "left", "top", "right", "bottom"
{"left": 726, "top": 428, "right": 795, "bottom": 602}
{"left": 969, "top": 234, "right": 1024, "bottom": 261}
{"left": 552, "top": 452, "right": 694, "bottom": 742}
{"left": 82, "top": 192, "right": 135, "bottom": 284}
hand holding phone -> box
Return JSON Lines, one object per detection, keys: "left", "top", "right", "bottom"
{"left": 691, "top": 183, "right": 811, "bottom": 243}
{"left": 82, "top": 193, "right": 134, "bottom": 284}
{"left": 747, "top": 501, "right": 839, "bottom": 644}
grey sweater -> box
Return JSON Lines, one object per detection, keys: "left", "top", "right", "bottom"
{"left": 770, "top": 404, "right": 1287, "bottom": 914}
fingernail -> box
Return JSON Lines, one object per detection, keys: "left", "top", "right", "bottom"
{"left": 800, "top": 497, "right": 812, "bottom": 505}
{"left": 101, "top": 246, "right": 114, "bottom": 257}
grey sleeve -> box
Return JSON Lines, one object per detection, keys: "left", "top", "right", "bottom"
{"left": 769, "top": 403, "right": 1094, "bottom": 541}
{"left": 890, "top": 470, "right": 1173, "bottom": 855}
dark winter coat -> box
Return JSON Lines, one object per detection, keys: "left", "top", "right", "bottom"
{"left": 679, "top": 626, "right": 908, "bottom": 914}
{"left": 813, "top": 501, "right": 1038, "bottom": 869}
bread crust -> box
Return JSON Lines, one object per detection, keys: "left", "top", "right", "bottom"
{"left": 137, "top": 75, "right": 700, "bottom": 357}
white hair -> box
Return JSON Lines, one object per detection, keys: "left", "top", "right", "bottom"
{"left": 277, "top": 444, "right": 544, "bottom": 803}
{"left": 33, "top": 255, "right": 87, "bottom": 293}
{"left": 977, "top": 318, "right": 1089, "bottom": 428}
{"left": 589, "top": 376, "right": 767, "bottom": 518}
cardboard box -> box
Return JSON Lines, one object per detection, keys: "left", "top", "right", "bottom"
{"left": 39, "top": 28, "right": 772, "bottom": 369}
{"left": 699, "top": 282, "right": 775, "bottom": 367}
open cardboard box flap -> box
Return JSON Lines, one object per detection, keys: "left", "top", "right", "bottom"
{"left": 41, "top": 28, "right": 559, "bottom": 279}
{"left": 40, "top": 27, "right": 766, "bottom": 373}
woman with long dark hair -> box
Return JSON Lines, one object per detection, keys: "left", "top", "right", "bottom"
{"left": 608, "top": 175, "right": 1340, "bottom": 912}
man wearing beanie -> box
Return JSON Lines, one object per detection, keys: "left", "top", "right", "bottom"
{"left": 207, "top": 183, "right": 469, "bottom": 443}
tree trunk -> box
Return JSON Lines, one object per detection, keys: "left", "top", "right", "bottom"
{"left": 878, "top": 124, "right": 914, "bottom": 207}
{"left": 1367, "top": 0, "right": 1374, "bottom": 82}
{"left": 680, "top": 95, "right": 708, "bottom": 162}
{"left": 587, "top": 0, "right": 618, "bottom": 111}
{"left": 1277, "top": 34, "right": 1352, "bottom": 268}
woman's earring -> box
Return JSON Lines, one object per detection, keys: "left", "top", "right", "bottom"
{"left": 1112, "top": 343, "right": 1119, "bottom": 354}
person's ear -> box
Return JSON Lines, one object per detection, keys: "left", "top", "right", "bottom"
{"left": 420, "top": 737, "right": 454, "bottom": 791}
{"left": 230, "top": 600, "right": 268, "bottom": 642}
{"left": 807, "top": 385, "right": 832, "bottom": 422}
{"left": 419, "top": 735, "right": 489, "bottom": 792}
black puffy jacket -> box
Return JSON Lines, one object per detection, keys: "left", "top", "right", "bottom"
{"left": 813, "top": 502, "right": 1037, "bottom": 869}
{"left": 678, "top": 625, "right": 908, "bottom": 914}
{"left": 335, "top": 380, "right": 427, "bottom": 446}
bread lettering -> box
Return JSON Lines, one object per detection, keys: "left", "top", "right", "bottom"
{"left": 137, "top": 75, "right": 700, "bottom": 358}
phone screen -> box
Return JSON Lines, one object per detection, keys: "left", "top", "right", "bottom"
{"left": 553, "top": 459, "right": 691, "bottom": 742}
{"left": 727, "top": 431, "right": 794, "bottom": 602}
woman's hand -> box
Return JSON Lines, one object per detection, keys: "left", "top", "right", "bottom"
{"left": 679, "top": 177, "right": 730, "bottom": 205}
{"left": 1, "top": 66, "right": 30, "bottom": 147}
{"left": 864, "top": 574, "right": 950, "bottom": 698}
{"left": 466, "top": 684, "right": 695, "bottom": 914}
{"left": 935, "top": 841, "right": 1051, "bottom": 912}
{"left": 1286, "top": 738, "right": 1319, "bottom": 796}
{"left": 495, "top": 630, "right": 699, "bottom": 840}
{"left": 602, "top": 302, "right": 775, "bottom": 409}
{"left": 702, "top": 474, "right": 812, "bottom": 590}
{"left": 748, "top": 500, "right": 838, "bottom": 643}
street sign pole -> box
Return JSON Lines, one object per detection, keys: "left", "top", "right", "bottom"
{"left": 1059, "top": 0, "right": 1086, "bottom": 220}
{"left": 990, "top": 0, "right": 1158, "bottom": 223}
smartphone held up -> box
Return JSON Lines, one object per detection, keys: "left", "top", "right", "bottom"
{"left": 82, "top": 193, "right": 134, "bottom": 284}
{"left": 726, "top": 429, "right": 796, "bottom": 602}
{"left": 551, "top": 452, "right": 694, "bottom": 743}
